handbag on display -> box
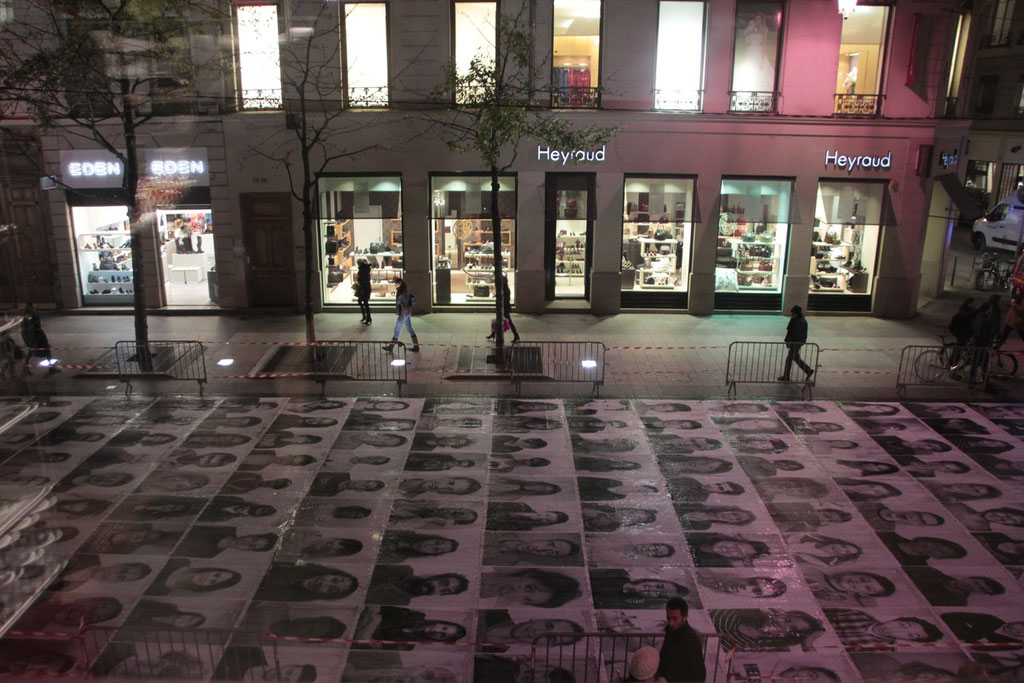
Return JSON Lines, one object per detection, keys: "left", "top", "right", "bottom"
{"left": 474, "top": 284, "right": 490, "bottom": 297}
{"left": 370, "top": 241, "right": 387, "bottom": 254}
{"left": 653, "top": 228, "right": 673, "bottom": 241}
{"left": 327, "top": 224, "right": 336, "bottom": 237}
{"left": 325, "top": 241, "right": 338, "bottom": 255}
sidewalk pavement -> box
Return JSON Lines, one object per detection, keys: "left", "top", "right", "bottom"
{"left": 5, "top": 293, "right": 1023, "bottom": 401}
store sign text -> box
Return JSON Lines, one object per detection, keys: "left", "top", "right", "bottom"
{"left": 67, "top": 161, "right": 122, "bottom": 178}
{"left": 537, "top": 145, "right": 606, "bottom": 165}
{"left": 149, "top": 159, "right": 205, "bottom": 177}
{"left": 939, "top": 151, "right": 958, "bottom": 168}
{"left": 824, "top": 150, "right": 892, "bottom": 174}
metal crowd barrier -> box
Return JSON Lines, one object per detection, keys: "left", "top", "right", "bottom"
{"left": 725, "top": 341, "right": 820, "bottom": 398}
{"left": 529, "top": 631, "right": 724, "bottom": 683}
{"left": 896, "top": 343, "right": 987, "bottom": 397}
{"left": 312, "top": 341, "right": 408, "bottom": 396}
{"left": 508, "top": 341, "right": 607, "bottom": 396}
{"left": 114, "top": 340, "right": 207, "bottom": 397}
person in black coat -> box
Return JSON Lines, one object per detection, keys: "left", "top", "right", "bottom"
{"left": 357, "top": 259, "right": 372, "bottom": 324}
{"left": 778, "top": 305, "right": 813, "bottom": 381}
{"left": 659, "top": 597, "right": 706, "bottom": 682}
{"left": 21, "top": 303, "right": 55, "bottom": 375}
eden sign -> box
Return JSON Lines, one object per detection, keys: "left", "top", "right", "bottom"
{"left": 60, "top": 148, "right": 210, "bottom": 189}
{"left": 824, "top": 150, "right": 892, "bottom": 174}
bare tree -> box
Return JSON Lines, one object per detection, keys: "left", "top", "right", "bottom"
{"left": 431, "top": 6, "right": 613, "bottom": 363}
{"left": 0, "top": 0, "right": 222, "bottom": 359}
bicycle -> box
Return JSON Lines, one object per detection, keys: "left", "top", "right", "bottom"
{"left": 912, "top": 335, "right": 966, "bottom": 384}
{"left": 975, "top": 254, "right": 1013, "bottom": 292}
{"left": 988, "top": 343, "right": 1020, "bottom": 377}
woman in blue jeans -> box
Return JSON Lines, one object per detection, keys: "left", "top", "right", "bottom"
{"left": 385, "top": 278, "right": 419, "bottom": 352}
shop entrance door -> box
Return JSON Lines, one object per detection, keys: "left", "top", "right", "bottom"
{"left": 240, "top": 193, "right": 296, "bottom": 307}
{"left": 545, "top": 173, "right": 594, "bottom": 300}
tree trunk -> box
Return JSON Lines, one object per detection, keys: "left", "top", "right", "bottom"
{"left": 301, "top": 183, "right": 316, "bottom": 345}
{"left": 123, "top": 99, "right": 151, "bottom": 369}
{"left": 490, "top": 166, "right": 505, "bottom": 367}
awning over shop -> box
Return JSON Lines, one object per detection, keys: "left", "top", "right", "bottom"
{"left": 936, "top": 173, "right": 986, "bottom": 222}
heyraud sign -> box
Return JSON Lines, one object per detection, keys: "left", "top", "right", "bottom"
{"left": 59, "top": 148, "right": 209, "bottom": 189}
{"left": 537, "top": 145, "right": 606, "bottom": 165}
{"left": 824, "top": 150, "right": 892, "bottom": 174}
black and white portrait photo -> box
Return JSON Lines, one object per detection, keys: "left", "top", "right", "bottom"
{"left": 482, "top": 533, "right": 583, "bottom": 567}
{"left": 589, "top": 567, "right": 696, "bottom": 609}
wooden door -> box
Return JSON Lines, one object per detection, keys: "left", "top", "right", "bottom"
{"left": 240, "top": 193, "right": 296, "bottom": 307}
{"left": 0, "top": 180, "right": 56, "bottom": 306}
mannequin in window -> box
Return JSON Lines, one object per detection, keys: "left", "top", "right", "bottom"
{"left": 843, "top": 67, "right": 858, "bottom": 95}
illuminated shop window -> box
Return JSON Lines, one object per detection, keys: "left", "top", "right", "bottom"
{"left": 621, "top": 177, "right": 694, "bottom": 294}
{"left": 810, "top": 181, "right": 884, "bottom": 297}
{"left": 729, "top": 0, "right": 782, "bottom": 112}
{"left": 319, "top": 176, "right": 402, "bottom": 306}
{"left": 654, "top": 1, "right": 705, "bottom": 111}
{"left": 454, "top": 1, "right": 496, "bottom": 103}
{"left": 715, "top": 179, "right": 791, "bottom": 294}
{"left": 552, "top": 0, "right": 601, "bottom": 108}
{"left": 834, "top": 5, "right": 890, "bottom": 115}
{"left": 345, "top": 3, "right": 389, "bottom": 106}
{"left": 236, "top": 4, "right": 282, "bottom": 110}
{"left": 431, "top": 175, "right": 516, "bottom": 305}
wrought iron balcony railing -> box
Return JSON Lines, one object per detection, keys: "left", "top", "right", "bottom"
{"left": 653, "top": 89, "right": 703, "bottom": 112}
{"left": 729, "top": 91, "right": 777, "bottom": 113}
{"left": 240, "top": 88, "right": 283, "bottom": 111}
{"left": 551, "top": 86, "right": 600, "bottom": 109}
{"left": 347, "top": 86, "right": 389, "bottom": 108}
{"left": 834, "top": 93, "right": 882, "bottom": 116}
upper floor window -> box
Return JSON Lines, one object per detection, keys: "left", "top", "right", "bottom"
{"left": 453, "top": 1, "right": 496, "bottom": 103}
{"left": 552, "top": 0, "right": 601, "bottom": 108}
{"left": 236, "top": 4, "right": 282, "bottom": 110}
{"left": 988, "top": 0, "right": 1015, "bottom": 46}
{"left": 344, "top": 3, "right": 389, "bottom": 107}
{"left": 1017, "top": 76, "right": 1024, "bottom": 115}
{"left": 974, "top": 74, "right": 999, "bottom": 115}
{"left": 834, "top": 5, "right": 890, "bottom": 116}
{"left": 730, "top": 0, "right": 782, "bottom": 113}
{"left": 654, "top": 1, "right": 705, "bottom": 111}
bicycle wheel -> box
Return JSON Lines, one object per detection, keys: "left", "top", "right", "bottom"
{"left": 913, "top": 350, "right": 945, "bottom": 383}
{"left": 975, "top": 269, "right": 998, "bottom": 292}
{"left": 990, "top": 350, "right": 1019, "bottom": 376}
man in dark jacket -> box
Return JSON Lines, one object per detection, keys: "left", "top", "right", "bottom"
{"left": 778, "top": 305, "right": 813, "bottom": 381}
{"left": 658, "top": 597, "right": 706, "bottom": 682}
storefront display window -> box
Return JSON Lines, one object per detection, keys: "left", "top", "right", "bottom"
{"left": 552, "top": 0, "right": 601, "bottom": 108}
{"left": 158, "top": 208, "right": 215, "bottom": 305}
{"left": 810, "top": 181, "right": 883, "bottom": 298}
{"left": 834, "top": 5, "right": 890, "bottom": 115}
{"left": 431, "top": 175, "right": 515, "bottom": 305}
{"left": 715, "top": 178, "right": 791, "bottom": 295}
{"left": 554, "top": 189, "right": 588, "bottom": 298}
{"left": 72, "top": 205, "right": 133, "bottom": 306}
{"left": 621, "top": 177, "right": 694, "bottom": 295}
{"left": 654, "top": 1, "right": 705, "bottom": 111}
{"left": 319, "top": 175, "right": 402, "bottom": 306}
{"left": 730, "top": 0, "right": 782, "bottom": 112}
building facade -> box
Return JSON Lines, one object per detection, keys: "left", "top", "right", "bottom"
{"left": 0, "top": 0, "right": 987, "bottom": 318}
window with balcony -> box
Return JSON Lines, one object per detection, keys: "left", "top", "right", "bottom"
{"left": 654, "top": 2, "right": 705, "bottom": 111}
{"left": 987, "top": 0, "right": 1015, "bottom": 46}
{"left": 453, "top": 1, "right": 496, "bottom": 103}
{"left": 344, "top": 3, "right": 389, "bottom": 107}
{"left": 730, "top": 0, "right": 782, "bottom": 113}
{"left": 834, "top": 5, "right": 889, "bottom": 116}
{"left": 552, "top": 0, "right": 601, "bottom": 108}
{"left": 236, "top": 4, "right": 282, "bottom": 110}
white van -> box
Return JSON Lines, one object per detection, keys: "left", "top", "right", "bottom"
{"left": 972, "top": 189, "right": 1024, "bottom": 252}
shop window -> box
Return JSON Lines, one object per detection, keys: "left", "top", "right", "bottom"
{"left": 729, "top": 0, "right": 782, "bottom": 113}
{"left": 833, "top": 5, "right": 890, "bottom": 116}
{"left": 319, "top": 175, "right": 402, "bottom": 306}
{"left": 157, "top": 208, "right": 215, "bottom": 305}
{"left": 810, "top": 182, "right": 884, "bottom": 298}
{"left": 71, "top": 205, "right": 133, "bottom": 306}
{"left": 654, "top": 1, "right": 705, "bottom": 111}
{"left": 987, "top": 0, "right": 1015, "bottom": 46}
{"left": 715, "top": 179, "right": 791, "bottom": 295}
{"left": 431, "top": 175, "right": 516, "bottom": 305}
{"left": 454, "top": 1, "right": 496, "bottom": 103}
{"left": 974, "top": 74, "right": 999, "bottom": 115}
{"left": 344, "top": 3, "right": 389, "bottom": 107}
{"left": 236, "top": 4, "right": 282, "bottom": 110}
{"left": 621, "top": 177, "right": 694, "bottom": 295}
{"left": 552, "top": 0, "right": 601, "bottom": 108}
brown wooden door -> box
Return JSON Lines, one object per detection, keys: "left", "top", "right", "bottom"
{"left": 240, "top": 193, "right": 296, "bottom": 307}
{"left": 0, "top": 180, "right": 56, "bottom": 306}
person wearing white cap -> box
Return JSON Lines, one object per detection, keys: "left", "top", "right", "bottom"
{"left": 627, "top": 646, "right": 666, "bottom": 682}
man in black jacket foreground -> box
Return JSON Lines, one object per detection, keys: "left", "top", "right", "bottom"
{"left": 779, "top": 305, "right": 814, "bottom": 381}
{"left": 658, "top": 597, "right": 706, "bottom": 682}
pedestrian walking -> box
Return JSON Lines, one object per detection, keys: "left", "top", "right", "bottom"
{"left": 356, "top": 259, "right": 372, "bottom": 325}
{"left": 21, "top": 303, "right": 56, "bottom": 375}
{"left": 658, "top": 597, "right": 705, "bottom": 682}
{"left": 948, "top": 297, "right": 977, "bottom": 368}
{"left": 967, "top": 303, "right": 997, "bottom": 385}
{"left": 627, "top": 646, "right": 667, "bottom": 682}
{"left": 486, "top": 274, "right": 520, "bottom": 343}
{"left": 384, "top": 277, "right": 419, "bottom": 353}
{"left": 778, "top": 305, "right": 813, "bottom": 382}
{"left": 996, "top": 286, "right": 1023, "bottom": 347}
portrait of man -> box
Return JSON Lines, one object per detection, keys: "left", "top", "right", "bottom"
{"left": 903, "top": 567, "right": 1008, "bottom": 607}
{"left": 352, "top": 606, "right": 468, "bottom": 651}
{"left": 696, "top": 571, "right": 788, "bottom": 600}
{"left": 973, "top": 532, "right": 1024, "bottom": 565}
{"left": 766, "top": 503, "right": 854, "bottom": 533}
{"left": 825, "top": 609, "right": 943, "bottom": 649}
{"left": 946, "top": 504, "right": 1024, "bottom": 532}
{"left": 590, "top": 568, "right": 693, "bottom": 609}
{"left": 666, "top": 477, "right": 744, "bottom": 502}
{"left": 480, "top": 568, "right": 583, "bottom": 609}
{"left": 176, "top": 525, "right": 278, "bottom": 558}
{"left": 711, "top": 608, "right": 824, "bottom": 651}
{"left": 482, "top": 533, "right": 583, "bottom": 566}
{"left": 802, "top": 568, "right": 897, "bottom": 607}
{"left": 857, "top": 502, "right": 946, "bottom": 532}
{"left": 15, "top": 595, "right": 123, "bottom": 632}
{"left": 876, "top": 532, "right": 969, "bottom": 566}
{"left": 940, "top": 611, "right": 1024, "bottom": 650}
{"left": 476, "top": 609, "right": 584, "bottom": 653}
{"left": 364, "top": 565, "right": 469, "bottom": 605}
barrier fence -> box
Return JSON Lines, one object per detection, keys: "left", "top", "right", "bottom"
{"left": 530, "top": 631, "right": 725, "bottom": 683}
{"left": 311, "top": 340, "right": 408, "bottom": 396}
{"left": 508, "top": 341, "right": 607, "bottom": 396}
{"left": 114, "top": 340, "right": 207, "bottom": 397}
{"left": 726, "top": 341, "right": 820, "bottom": 398}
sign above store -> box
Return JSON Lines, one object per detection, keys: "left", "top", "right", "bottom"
{"left": 939, "top": 151, "right": 959, "bottom": 168}
{"left": 824, "top": 150, "right": 892, "bottom": 174}
{"left": 59, "top": 147, "right": 209, "bottom": 189}
{"left": 537, "top": 145, "right": 606, "bottom": 165}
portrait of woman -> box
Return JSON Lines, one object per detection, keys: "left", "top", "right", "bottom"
{"left": 51, "top": 557, "right": 152, "bottom": 592}
{"left": 488, "top": 455, "right": 552, "bottom": 473}
{"left": 309, "top": 472, "right": 385, "bottom": 497}
{"left": 496, "top": 400, "right": 559, "bottom": 416}
{"left": 833, "top": 478, "right": 903, "bottom": 502}
{"left": 841, "top": 403, "right": 902, "bottom": 418}
{"left": 570, "top": 434, "right": 639, "bottom": 454}
{"left": 108, "top": 495, "right": 202, "bottom": 522}
{"left": 754, "top": 478, "right": 831, "bottom": 503}
{"left": 924, "top": 482, "right": 1002, "bottom": 503}
{"left": 199, "top": 496, "right": 277, "bottom": 523}
{"left": 688, "top": 533, "right": 773, "bottom": 567}
{"left": 476, "top": 611, "right": 584, "bottom": 653}
{"left": 873, "top": 435, "right": 953, "bottom": 456}
{"left": 572, "top": 455, "right": 643, "bottom": 473}
{"left": 676, "top": 505, "right": 757, "bottom": 531}
{"left": 398, "top": 476, "right": 481, "bottom": 498}
{"left": 353, "top": 606, "right": 466, "bottom": 651}
{"left": 582, "top": 504, "right": 657, "bottom": 532}
{"left": 269, "top": 414, "right": 338, "bottom": 431}
{"left": 590, "top": 568, "right": 690, "bottom": 609}
{"left": 145, "top": 559, "right": 242, "bottom": 597}
{"left": 834, "top": 460, "right": 901, "bottom": 477}
{"left": 283, "top": 398, "right": 343, "bottom": 413}
{"left": 80, "top": 522, "right": 181, "bottom": 555}
{"left": 404, "top": 453, "right": 478, "bottom": 472}
{"left": 483, "top": 533, "right": 582, "bottom": 567}
{"left": 636, "top": 401, "right": 693, "bottom": 415}
{"left": 254, "top": 431, "right": 322, "bottom": 448}
{"left": 332, "top": 432, "right": 409, "bottom": 450}
{"left": 377, "top": 531, "right": 460, "bottom": 563}
{"left": 486, "top": 503, "right": 570, "bottom": 532}
{"left": 493, "top": 416, "right": 560, "bottom": 434}
{"left": 732, "top": 437, "right": 792, "bottom": 455}
{"left": 658, "top": 456, "right": 734, "bottom": 475}
{"left": 124, "top": 599, "right": 207, "bottom": 629}
{"left": 641, "top": 417, "right": 703, "bottom": 433}
{"left": 222, "top": 472, "right": 292, "bottom": 495}
{"left": 786, "top": 533, "right": 863, "bottom": 567}
{"left": 711, "top": 417, "right": 789, "bottom": 434}
{"left": 577, "top": 476, "right": 633, "bottom": 502}
{"left": 480, "top": 568, "right": 582, "bottom": 608}
{"left": 163, "top": 451, "right": 238, "bottom": 469}
{"left": 389, "top": 501, "right": 479, "bottom": 528}
{"left": 411, "top": 433, "right": 477, "bottom": 452}
{"left": 974, "top": 533, "right": 1024, "bottom": 565}
{"left": 255, "top": 562, "right": 358, "bottom": 602}
{"left": 944, "top": 436, "right": 1015, "bottom": 455}
{"left": 491, "top": 436, "right": 548, "bottom": 454}
{"left": 489, "top": 477, "right": 562, "bottom": 499}
{"left": 180, "top": 431, "right": 249, "bottom": 449}
{"left": 648, "top": 434, "right": 723, "bottom": 455}
{"left": 138, "top": 471, "right": 210, "bottom": 494}
{"left": 567, "top": 417, "right": 629, "bottom": 434}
